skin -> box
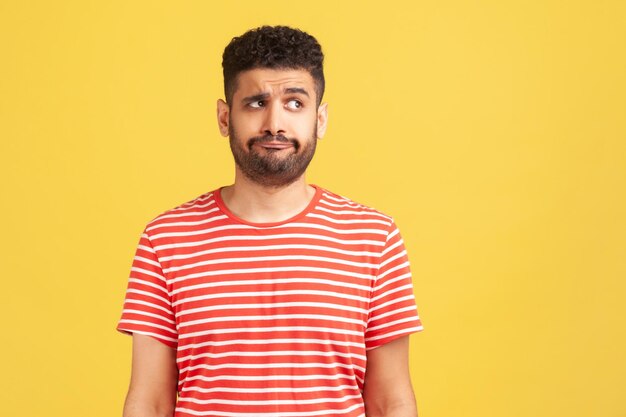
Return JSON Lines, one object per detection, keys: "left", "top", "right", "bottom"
{"left": 216, "top": 68, "right": 328, "bottom": 223}
{"left": 122, "top": 67, "right": 418, "bottom": 417}
{"left": 122, "top": 334, "right": 177, "bottom": 417}
{"left": 363, "top": 337, "right": 419, "bottom": 417}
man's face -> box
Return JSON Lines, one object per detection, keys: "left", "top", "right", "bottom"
{"left": 217, "top": 68, "right": 328, "bottom": 188}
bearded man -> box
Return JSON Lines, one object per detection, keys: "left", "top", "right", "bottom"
{"left": 117, "top": 25, "right": 424, "bottom": 417}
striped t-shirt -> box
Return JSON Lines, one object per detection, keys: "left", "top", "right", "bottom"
{"left": 117, "top": 184, "right": 423, "bottom": 417}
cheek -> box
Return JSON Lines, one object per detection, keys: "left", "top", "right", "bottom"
{"left": 289, "top": 112, "right": 318, "bottom": 137}
{"left": 230, "top": 112, "right": 261, "bottom": 132}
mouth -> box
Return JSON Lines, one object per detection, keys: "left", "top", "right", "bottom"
{"left": 248, "top": 135, "right": 299, "bottom": 152}
{"left": 256, "top": 142, "right": 295, "bottom": 150}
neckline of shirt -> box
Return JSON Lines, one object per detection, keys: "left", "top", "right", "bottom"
{"left": 213, "top": 184, "right": 323, "bottom": 228}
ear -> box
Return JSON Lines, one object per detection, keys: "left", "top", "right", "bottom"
{"left": 316, "top": 102, "right": 329, "bottom": 139}
{"left": 217, "top": 99, "right": 230, "bottom": 137}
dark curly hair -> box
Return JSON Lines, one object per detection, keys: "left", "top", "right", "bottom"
{"left": 222, "top": 25, "right": 325, "bottom": 106}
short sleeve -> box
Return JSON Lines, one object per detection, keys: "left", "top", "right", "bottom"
{"left": 365, "top": 221, "right": 423, "bottom": 350}
{"left": 116, "top": 229, "right": 178, "bottom": 348}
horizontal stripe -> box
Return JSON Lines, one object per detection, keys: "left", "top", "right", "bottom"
{"left": 320, "top": 193, "right": 358, "bottom": 203}
{"left": 176, "top": 337, "right": 365, "bottom": 352}
{"left": 146, "top": 208, "right": 223, "bottom": 231}
{"left": 365, "top": 326, "right": 424, "bottom": 342}
{"left": 154, "top": 233, "right": 385, "bottom": 252}
{"left": 118, "top": 319, "right": 178, "bottom": 335}
{"left": 173, "top": 289, "right": 370, "bottom": 308}
{"left": 369, "top": 294, "right": 416, "bottom": 314}
{"left": 319, "top": 199, "right": 364, "bottom": 209}
{"left": 179, "top": 326, "right": 364, "bottom": 340}
{"left": 117, "top": 328, "right": 177, "bottom": 343}
{"left": 370, "top": 283, "right": 415, "bottom": 303}
{"left": 182, "top": 373, "right": 357, "bottom": 383}
{"left": 177, "top": 350, "right": 366, "bottom": 364}
{"left": 366, "top": 305, "right": 417, "bottom": 324}
{"left": 305, "top": 212, "right": 390, "bottom": 226}
{"left": 180, "top": 384, "right": 359, "bottom": 394}
{"left": 366, "top": 316, "right": 420, "bottom": 332}
{"left": 175, "top": 402, "right": 363, "bottom": 417}
{"left": 121, "top": 309, "right": 176, "bottom": 325}
{"left": 122, "top": 298, "right": 173, "bottom": 315}
{"left": 133, "top": 255, "right": 161, "bottom": 268}
{"left": 381, "top": 237, "right": 403, "bottom": 257}
{"left": 372, "top": 273, "right": 412, "bottom": 292}
{"left": 136, "top": 242, "right": 155, "bottom": 254}
{"left": 159, "top": 243, "right": 380, "bottom": 263}
{"left": 169, "top": 266, "right": 374, "bottom": 286}
{"left": 164, "top": 254, "right": 378, "bottom": 274}
{"left": 377, "top": 261, "right": 410, "bottom": 281}
{"left": 177, "top": 393, "right": 362, "bottom": 406}
{"left": 315, "top": 206, "right": 391, "bottom": 220}
{"left": 179, "top": 373, "right": 365, "bottom": 392}
{"left": 151, "top": 222, "right": 386, "bottom": 242}
{"left": 130, "top": 266, "right": 167, "bottom": 283}
{"left": 165, "top": 200, "right": 217, "bottom": 212}
{"left": 177, "top": 301, "right": 368, "bottom": 318}
{"left": 172, "top": 277, "right": 371, "bottom": 297}
{"left": 148, "top": 207, "right": 221, "bottom": 223}
{"left": 128, "top": 278, "right": 169, "bottom": 296}
{"left": 125, "top": 288, "right": 170, "bottom": 305}
{"left": 280, "top": 222, "right": 387, "bottom": 235}
{"left": 378, "top": 250, "right": 407, "bottom": 269}
{"left": 181, "top": 362, "right": 365, "bottom": 375}
{"left": 178, "top": 313, "right": 366, "bottom": 329}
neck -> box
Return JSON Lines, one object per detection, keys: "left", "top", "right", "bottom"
{"left": 220, "top": 170, "right": 317, "bottom": 224}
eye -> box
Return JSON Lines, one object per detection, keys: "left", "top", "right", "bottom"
{"left": 248, "top": 100, "right": 265, "bottom": 108}
{"left": 286, "top": 99, "right": 302, "bottom": 110}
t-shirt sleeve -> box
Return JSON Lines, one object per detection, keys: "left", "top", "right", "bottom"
{"left": 116, "top": 228, "right": 178, "bottom": 349}
{"left": 365, "top": 220, "right": 424, "bottom": 350}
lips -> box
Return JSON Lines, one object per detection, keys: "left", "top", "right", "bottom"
{"left": 257, "top": 142, "right": 294, "bottom": 150}
{"left": 248, "top": 135, "right": 300, "bottom": 152}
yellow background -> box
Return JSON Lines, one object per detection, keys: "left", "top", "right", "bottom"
{"left": 1, "top": 1, "right": 624, "bottom": 416}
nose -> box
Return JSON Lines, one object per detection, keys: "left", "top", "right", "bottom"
{"left": 261, "top": 100, "right": 286, "bottom": 136}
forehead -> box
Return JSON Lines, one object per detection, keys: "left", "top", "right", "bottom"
{"left": 233, "top": 68, "right": 315, "bottom": 97}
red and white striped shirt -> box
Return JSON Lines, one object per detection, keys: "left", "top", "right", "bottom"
{"left": 117, "top": 185, "right": 423, "bottom": 417}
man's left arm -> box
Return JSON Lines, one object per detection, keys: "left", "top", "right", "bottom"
{"left": 362, "top": 335, "right": 418, "bottom": 417}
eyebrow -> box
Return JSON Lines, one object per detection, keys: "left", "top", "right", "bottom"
{"left": 241, "top": 92, "right": 270, "bottom": 104}
{"left": 241, "top": 88, "right": 310, "bottom": 104}
{"left": 284, "top": 87, "right": 309, "bottom": 97}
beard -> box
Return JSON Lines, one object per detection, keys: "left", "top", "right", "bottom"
{"left": 228, "top": 123, "right": 317, "bottom": 188}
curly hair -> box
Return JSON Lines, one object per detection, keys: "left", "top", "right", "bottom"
{"left": 222, "top": 25, "right": 325, "bottom": 106}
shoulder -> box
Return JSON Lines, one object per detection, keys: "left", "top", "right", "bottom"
{"left": 316, "top": 187, "right": 396, "bottom": 229}
{"left": 142, "top": 189, "right": 220, "bottom": 236}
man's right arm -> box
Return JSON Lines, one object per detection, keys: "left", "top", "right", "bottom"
{"left": 123, "top": 334, "right": 178, "bottom": 417}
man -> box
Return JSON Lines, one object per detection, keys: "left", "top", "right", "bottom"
{"left": 117, "top": 25, "right": 423, "bottom": 417}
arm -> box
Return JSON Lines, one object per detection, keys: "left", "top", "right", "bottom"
{"left": 123, "top": 334, "right": 178, "bottom": 417}
{"left": 362, "top": 336, "right": 418, "bottom": 417}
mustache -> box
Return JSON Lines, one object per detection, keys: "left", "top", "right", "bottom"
{"left": 247, "top": 134, "right": 299, "bottom": 149}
